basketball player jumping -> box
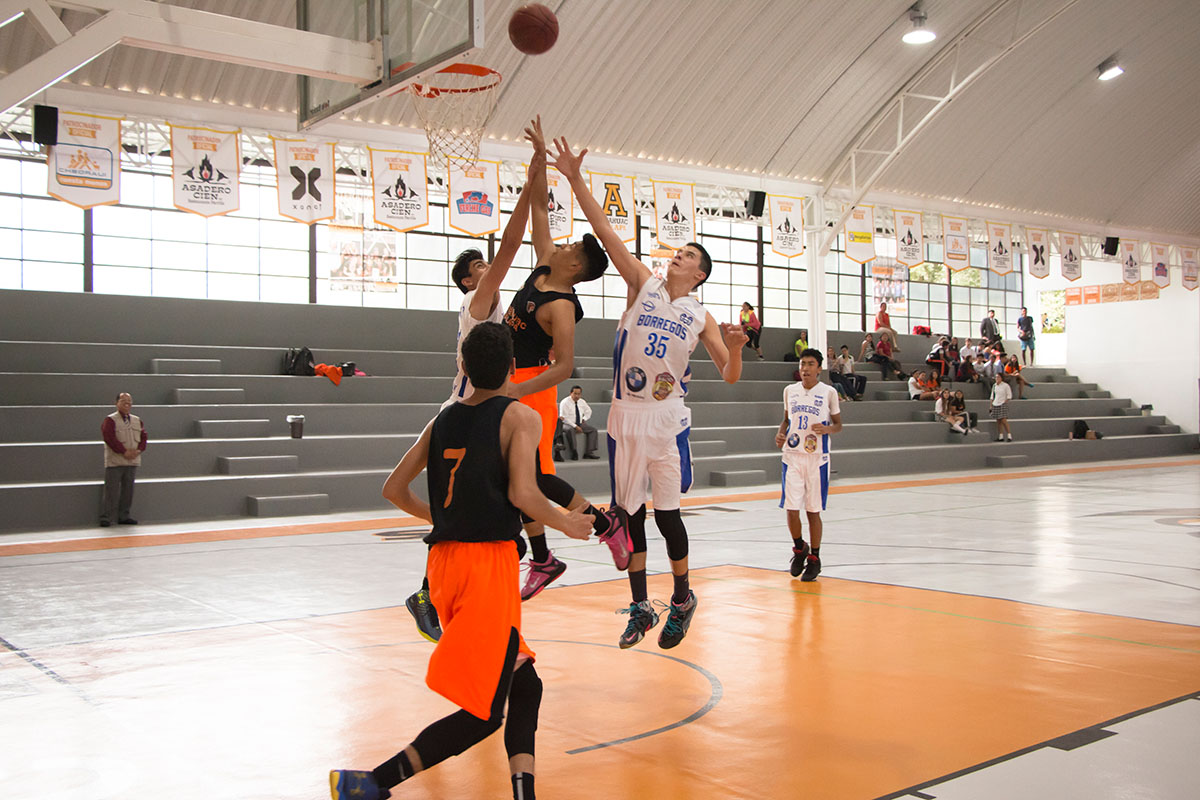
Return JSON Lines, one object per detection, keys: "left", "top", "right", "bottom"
{"left": 554, "top": 136, "right": 749, "bottom": 649}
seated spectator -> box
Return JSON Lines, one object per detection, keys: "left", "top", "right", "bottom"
{"left": 935, "top": 389, "right": 967, "bottom": 434}
{"left": 1004, "top": 355, "right": 1035, "bottom": 399}
{"left": 925, "top": 337, "right": 950, "bottom": 381}
{"left": 951, "top": 390, "right": 979, "bottom": 433}
{"left": 956, "top": 354, "right": 979, "bottom": 383}
{"left": 946, "top": 337, "right": 961, "bottom": 373}
{"left": 959, "top": 337, "right": 979, "bottom": 362}
{"left": 908, "top": 370, "right": 938, "bottom": 401}
{"left": 827, "top": 346, "right": 851, "bottom": 400}
{"left": 874, "top": 332, "right": 906, "bottom": 380}
{"left": 875, "top": 302, "right": 901, "bottom": 352}
{"left": 976, "top": 352, "right": 1004, "bottom": 396}
{"left": 837, "top": 344, "right": 866, "bottom": 400}
{"left": 794, "top": 328, "right": 810, "bottom": 360}
{"left": 858, "top": 332, "right": 876, "bottom": 363}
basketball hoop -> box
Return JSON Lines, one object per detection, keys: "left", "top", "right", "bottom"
{"left": 407, "top": 63, "right": 502, "bottom": 167}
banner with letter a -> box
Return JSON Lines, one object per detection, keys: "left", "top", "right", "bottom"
{"left": 768, "top": 195, "right": 805, "bottom": 259}
{"left": 47, "top": 110, "right": 122, "bottom": 208}
{"left": 942, "top": 215, "right": 970, "bottom": 271}
{"left": 170, "top": 124, "right": 240, "bottom": 217}
{"left": 987, "top": 221, "right": 1012, "bottom": 275}
{"left": 652, "top": 180, "right": 695, "bottom": 249}
{"left": 589, "top": 173, "right": 636, "bottom": 243}
{"left": 273, "top": 138, "right": 336, "bottom": 224}
{"left": 1025, "top": 227, "right": 1050, "bottom": 278}
{"left": 1120, "top": 239, "right": 1140, "bottom": 285}
{"left": 1181, "top": 247, "right": 1198, "bottom": 291}
{"left": 893, "top": 209, "right": 923, "bottom": 267}
{"left": 448, "top": 158, "right": 500, "bottom": 237}
{"left": 843, "top": 204, "right": 876, "bottom": 264}
{"left": 1150, "top": 242, "right": 1170, "bottom": 288}
{"left": 370, "top": 148, "right": 427, "bottom": 233}
{"left": 545, "top": 167, "right": 574, "bottom": 241}
{"left": 1059, "top": 231, "right": 1082, "bottom": 281}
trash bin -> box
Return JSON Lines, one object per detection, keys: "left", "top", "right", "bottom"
{"left": 1140, "top": 404, "right": 1153, "bottom": 417}
{"left": 286, "top": 414, "right": 305, "bottom": 438}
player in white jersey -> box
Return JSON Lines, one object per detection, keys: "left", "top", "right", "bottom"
{"left": 775, "top": 348, "right": 843, "bottom": 582}
{"left": 554, "top": 136, "right": 748, "bottom": 650}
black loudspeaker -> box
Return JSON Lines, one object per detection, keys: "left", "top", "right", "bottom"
{"left": 33, "top": 105, "right": 58, "bottom": 146}
{"left": 745, "top": 190, "right": 766, "bottom": 217}
{"left": 1102, "top": 236, "right": 1119, "bottom": 256}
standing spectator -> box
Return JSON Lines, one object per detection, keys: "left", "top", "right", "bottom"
{"left": 1016, "top": 306, "right": 1036, "bottom": 365}
{"left": 875, "top": 302, "right": 901, "bottom": 351}
{"left": 100, "top": 392, "right": 146, "bottom": 526}
{"left": 740, "top": 302, "right": 765, "bottom": 360}
{"left": 558, "top": 385, "right": 599, "bottom": 460}
{"left": 989, "top": 372, "right": 1013, "bottom": 441}
{"left": 837, "top": 344, "right": 866, "bottom": 400}
{"left": 980, "top": 309, "right": 1001, "bottom": 348}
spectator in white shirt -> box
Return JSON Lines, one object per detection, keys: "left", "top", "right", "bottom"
{"left": 558, "top": 385, "right": 599, "bottom": 460}
{"left": 836, "top": 345, "right": 866, "bottom": 400}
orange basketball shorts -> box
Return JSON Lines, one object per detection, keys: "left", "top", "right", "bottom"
{"left": 513, "top": 365, "right": 558, "bottom": 475}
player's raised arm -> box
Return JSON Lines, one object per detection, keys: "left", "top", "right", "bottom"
{"left": 502, "top": 402, "right": 593, "bottom": 539}
{"left": 528, "top": 116, "right": 555, "bottom": 265}
{"left": 381, "top": 418, "right": 434, "bottom": 522}
{"left": 699, "top": 314, "right": 748, "bottom": 384}
{"left": 551, "top": 136, "right": 651, "bottom": 295}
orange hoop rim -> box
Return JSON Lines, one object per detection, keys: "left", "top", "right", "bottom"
{"left": 409, "top": 63, "right": 502, "bottom": 98}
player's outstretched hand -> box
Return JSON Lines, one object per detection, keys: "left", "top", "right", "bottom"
{"left": 559, "top": 506, "right": 594, "bottom": 540}
{"left": 774, "top": 430, "right": 786, "bottom": 449}
{"left": 550, "top": 137, "right": 586, "bottom": 180}
{"left": 524, "top": 115, "right": 546, "bottom": 156}
{"left": 719, "top": 321, "right": 750, "bottom": 349}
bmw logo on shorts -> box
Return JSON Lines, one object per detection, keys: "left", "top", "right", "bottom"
{"left": 625, "top": 366, "right": 647, "bottom": 392}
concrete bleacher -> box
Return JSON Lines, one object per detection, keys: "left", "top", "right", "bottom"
{"left": 1, "top": 288, "right": 1195, "bottom": 532}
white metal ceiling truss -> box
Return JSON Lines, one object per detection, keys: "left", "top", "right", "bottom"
{"left": 817, "top": 0, "right": 1083, "bottom": 256}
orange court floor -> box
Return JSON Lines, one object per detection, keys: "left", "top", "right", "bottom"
{"left": 1, "top": 457, "right": 1198, "bottom": 799}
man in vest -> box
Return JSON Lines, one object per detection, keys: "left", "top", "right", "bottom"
{"left": 100, "top": 392, "right": 147, "bottom": 526}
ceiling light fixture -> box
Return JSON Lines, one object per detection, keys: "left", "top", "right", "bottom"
{"left": 902, "top": 4, "right": 936, "bottom": 45}
{"left": 1097, "top": 56, "right": 1124, "bottom": 81}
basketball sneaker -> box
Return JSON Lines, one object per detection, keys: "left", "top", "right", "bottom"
{"left": 329, "top": 769, "right": 390, "bottom": 800}
{"left": 789, "top": 541, "right": 811, "bottom": 577}
{"left": 597, "top": 507, "right": 633, "bottom": 571}
{"left": 520, "top": 553, "right": 566, "bottom": 601}
{"left": 405, "top": 588, "right": 442, "bottom": 643}
{"left": 658, "top": 590, "right": 698, "bottom": 649}
{"left": 617, "top": 599, "right": 661, "bottom": 649}
{"left": 801, "top": 555, "right": 822, "bottom": 582}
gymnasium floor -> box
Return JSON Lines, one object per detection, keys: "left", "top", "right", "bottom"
{"left": 2, "top": 456, "right": 1198, "bottom": 799}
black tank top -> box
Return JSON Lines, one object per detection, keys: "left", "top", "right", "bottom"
{"left": 503, "top": 265, "right": 584, "bottom": 368}
{"left": 425, "top": 396, "right": 522, "bottom": 545}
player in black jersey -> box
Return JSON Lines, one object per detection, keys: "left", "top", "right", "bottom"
{"left": 331, "top": 322, "right": 593, "bottom": 800}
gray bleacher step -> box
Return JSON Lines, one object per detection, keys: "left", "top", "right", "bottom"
{"left": 1149, "top": 424, "right": 1181, "bottom": 434}
{"left": 602, "top": 389, "right": 614, "bottom": 402}
{"left": 1118, "top": 407, "right": 1145, "bottom": 416}
{"left": 574, "top": 367, "right": 610, "bottom": 379}
{"left": 172, "top": 387, "right": 244, "bottom": 404}
{"left": 709, "top": 469, "right": 768, "bottom": 487}
{"left": 877, "top": 391, "right": 911, "bottom": 401}
{"left": 248, "top": 493, "right": 329, "bottom": 517}
{"left": 690, "top": 440, "right": 728, "bottom": 457}
{"left": 151, "top": 358, "right": 222, "bottom": 374}
{"left": 195, "top": 419, "right": 271, "bottom": 438}
{"left": 218, "top": 455, "right": 300, "bottom": 475}
{"left": 1082, "top": 390, "right": 1112, "bottom": 399}
{"left": 986, "top": 454, "right": 1030, "bottom": 467}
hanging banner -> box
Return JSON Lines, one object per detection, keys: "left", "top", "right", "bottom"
{"left": 1082, "top": 285, "right": 1101, "bottom": 304}
{"left": 589, "top": 172, "right": 636, "bottom": 243}
{"left": 987, "top": 221, "right": 1012, "bottom": 275}
{"left": 47, "top": 110, "right": 122, "bottom": 209}
{"left": 170, "top": 124, "right": 240, "bottom": 217}
{"left": 369, "top": 148, "right": 427, "bottom": 233}
{"left": 1149, "top": 242, "right": 1170, "bottom": 288}
{"left": 1101, "top": 283, "right": 1122, "bottom": 303}
{"left": 447, "top": 158, "right": 501, "bottom": 237}
{"left": 872, "top": 263, "right": 908, "bottom": 315}
{"left": 1120, "top": 239, "right": 1140, "bottom": 285}
{"left": 1140, "top": 280, "right": 1160, "bottom": 300}
{"left": 652, "top": 180, "right": 695, "bottom": 249}
{"left": 1025, "top": 227, "right": 1050, "bottom": 279}
{"left": 893, "top": 209, "right": 923, "bottom": 267}
{"left": 1121, "top": 282, "right": 1140, "bottom": 302}
{"left": 842, "top": 205, "right": 875, "bottom": 264}
{"left": 273, "top": 138, "right": 336, "bottom": 224}
{"left": 942, "top": 215, "right": 970, "bottom": 270}
{"left": 1059, "top": 231, "right": 1082, "bottom": 281}
{"left": 1181, "top": 246, "right": 1198, "bottom": 291}
{"left": 768, "top": 195, "right": 805, "bottom": 259}
{"left": 545, "top": 167, "right": 574, "bottom": 241}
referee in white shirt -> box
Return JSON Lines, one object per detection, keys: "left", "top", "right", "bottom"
{"left": 558, "top": 385, "right": 599, "bottom": 460}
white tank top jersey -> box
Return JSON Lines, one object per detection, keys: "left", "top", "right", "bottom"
{"left": 782, "top": 380, "right": 841, "bottom": 458}
{"left": 612, "top": 276, "right": 705, "bottom": 404}
{"left": 448, "top": 289, "right": 506, "bottom": 403}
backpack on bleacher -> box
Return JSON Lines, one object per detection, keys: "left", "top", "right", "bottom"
{"left": 283, "top": 347, "right": 316, "bottom": 376}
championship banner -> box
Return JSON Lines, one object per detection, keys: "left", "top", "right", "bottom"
{"left": 273, "top": 138, "right": 336, "bottom": 224}
{"left": 893, "top": 209, "right": 923, "bottom": 267}
{"left": 987, "top": 221, "right": 1012, "bottom": 275}
{"left": 1101, "top": 283, "right": 1121, "bottom": 303}
{"left": 1082, "top": 285, "right": 1101, "bottom": 304}
{"left": 1120, "top": 239, "right": 1140, "bottom": 285}
{"left": 652, "top": 180, "right": 695, "bottom": 249}
{"left": 369, "top": 148, "right": 427, "bottom": 233}
{"left": 588, "top": 173, "right": 636, "bottom": 243}
{"left": 1025, "top": 227, "right": 1050, "bottom": 279}
{"left": 170, "top": 124, "right": 239, "bottom": 217}
{"left": 1059, "top": 231, "right": 1082, "bottom": 281}
{"left": 843, "top": 204, "right": 876, "bottom": 264}
{"left": 1150, "top": 242, "right": 1170, "bottom": 288}
{"left": 1181, "top": 247, "right": 1198, "bottom": 291}
{"left": 448, "top": 158, "right": 501, "bottom": 237}
{"left": 942, "top": 215, "right": 969, "bottom": 270}
{"left": 768, "top": 195, "right": 805, "bottom": 259}
{"left": 1121, "top": 282, "right": 1140, "bottom": 302}
{"left": 47, "top": 110, "right": 122, "bottom": 209}
{"left": 545, "top": 167, "right": 574, "bottom": 241}
{"left": 1140, "top": 280, "right": 1160, "bottom": 300}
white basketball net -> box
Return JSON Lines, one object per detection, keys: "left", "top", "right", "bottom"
{"left": 407, "top": 64, "right": 502, "bottom": 167}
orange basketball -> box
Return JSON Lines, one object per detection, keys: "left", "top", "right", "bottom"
{"left": 508, "top": 3, "right": 559, "bottom": 55}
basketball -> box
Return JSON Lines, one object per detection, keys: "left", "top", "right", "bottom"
{"left": 508, "top": 4, "right": 558, "bottom": 55}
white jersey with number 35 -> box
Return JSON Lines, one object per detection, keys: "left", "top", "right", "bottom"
{"left": 782, "top": 381, "right": 840, "bottom": 460}
{"left": 612, "top": 276, "right": 705, "bottom": 404}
